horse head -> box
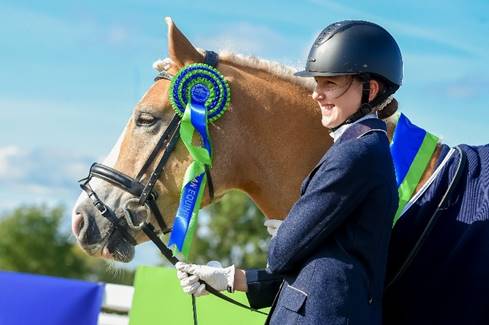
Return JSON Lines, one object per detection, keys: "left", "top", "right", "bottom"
{"left": 72, "top": 18, "right": 331, "bottom": 262}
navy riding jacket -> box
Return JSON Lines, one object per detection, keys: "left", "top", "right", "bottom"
{"left": 246, "top": 118, "right": 398, "bottom": 325}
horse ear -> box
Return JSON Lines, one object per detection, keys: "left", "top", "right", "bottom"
{"left": 165, "top": 17, "right": 203, "bottom": 67}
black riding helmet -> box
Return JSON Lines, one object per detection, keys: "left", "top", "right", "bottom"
{"left": 295, "top": 20, "right": 403, "bottom": 130}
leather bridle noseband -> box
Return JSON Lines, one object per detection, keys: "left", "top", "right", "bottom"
{"left": 78, "top": 51, "right": 267, "bottom": 321}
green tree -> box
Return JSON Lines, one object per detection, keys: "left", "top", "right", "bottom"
{"left": 0, "top": 204, "right": 134, "bottom": 285}
{"left": 0, "top": 205, "right": 89, "bottom": 278}
{"left": 188, "top": 190, "right": 270, "bottom": 268}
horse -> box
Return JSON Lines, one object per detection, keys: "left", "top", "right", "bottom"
{"left": 72, "top": 18, "right": 489, "bottom": 324}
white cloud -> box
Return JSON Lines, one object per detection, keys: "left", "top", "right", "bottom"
{"left": 197, "top": 22, "right": 287, "bottom": 55}
{"left": 0, "top": 4, "right": 159, "bottom": 50}
{"left": 306, "top": 0, "right": 486, "bottom": 58}
{"left": 107, "top": 25, "right": 129, "bottom": 45}
{"left": 439, "top": 77, "right": 488, "bottom": 99}
{"left": 0, "top": 146, "right": 93, "bottom": 185}
{"left": 0, "top": 145, "right": 95, "bottom": 211}
{"left": 0, "top": 146, "right": 26, "bottom": 179}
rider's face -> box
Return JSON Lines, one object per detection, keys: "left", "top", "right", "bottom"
{"left": 312, "top": 76, "right": 363, "bottom": 129}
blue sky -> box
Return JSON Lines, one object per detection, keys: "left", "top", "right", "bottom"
{"left": 1, "top": 0, "right": 488, "bottom": 266}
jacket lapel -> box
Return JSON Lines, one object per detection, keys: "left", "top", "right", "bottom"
{"left": 299, "top": 118, "right": 387, "bottom": 195}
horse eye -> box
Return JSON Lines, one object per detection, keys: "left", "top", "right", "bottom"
{"left": 136, "top": 112, "right": 157, "bottom": 126}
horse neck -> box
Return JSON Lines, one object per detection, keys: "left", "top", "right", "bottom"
{"left": 211, "top": 62, "right": 441, "bottom": 219}
{"left": 211, "top": 63, "right": 332, "bottom": 218}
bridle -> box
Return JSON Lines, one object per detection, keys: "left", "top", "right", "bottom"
{"left": 78, "top": 50, "right": 267, "bottom": 322}
{"left": 79, "top": 51, "right": 220, "bottom": 247}
{"left": 79, "top": 113, "right": 180, "bottom": 240}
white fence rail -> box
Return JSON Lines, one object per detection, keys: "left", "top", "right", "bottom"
{"left": 98, "top": 284, "right": 134, "bottom": 325}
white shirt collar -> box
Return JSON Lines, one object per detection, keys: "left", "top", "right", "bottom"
{"left": 329, "top": 113, "right": 378, "bottom": 142}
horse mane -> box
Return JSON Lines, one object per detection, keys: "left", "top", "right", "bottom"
{"left": 152, "top": 51, "right": 398, "bottom": 119}
{"left": 152, "top": 50, "right": 316, "bottom": 91}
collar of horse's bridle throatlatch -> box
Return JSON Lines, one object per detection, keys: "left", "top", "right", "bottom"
{"left": 79, "top": 50, "right": 267, "bottom": 320}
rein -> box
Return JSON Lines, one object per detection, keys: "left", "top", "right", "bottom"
{"left": 79, "top": 51, "right": 267, "bottom": 324}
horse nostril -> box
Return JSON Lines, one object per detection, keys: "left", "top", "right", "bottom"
{"left": 74, "top": 212, "right": 103, "bottom": 246}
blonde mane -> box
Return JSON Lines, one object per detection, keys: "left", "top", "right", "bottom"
{"left": 153, "top": 50, "right": 315, "bottom": 91}
{"left": 152, "top": 54, "right": 397, "bottom": 120}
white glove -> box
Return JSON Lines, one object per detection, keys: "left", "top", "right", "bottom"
{"left": 264, "top": 219, "right": 283, "bottom": 238}
{"left": 175, "top": 261, "right": 235, "bottom": 297}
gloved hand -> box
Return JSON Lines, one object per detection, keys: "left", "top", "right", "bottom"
{"left": 264, "top": 219, "right": 283, "bottom": 238}
{"left": 176, "top": 261, "right": 235, "bottom": 297}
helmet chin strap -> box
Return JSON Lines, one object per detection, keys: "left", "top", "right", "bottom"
{"left": 329, "top": 74, "right": 372, "bottom": 132}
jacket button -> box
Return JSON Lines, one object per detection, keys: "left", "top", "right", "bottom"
{"left": 368, "top": 297, "right": 373, "bottom": 305}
